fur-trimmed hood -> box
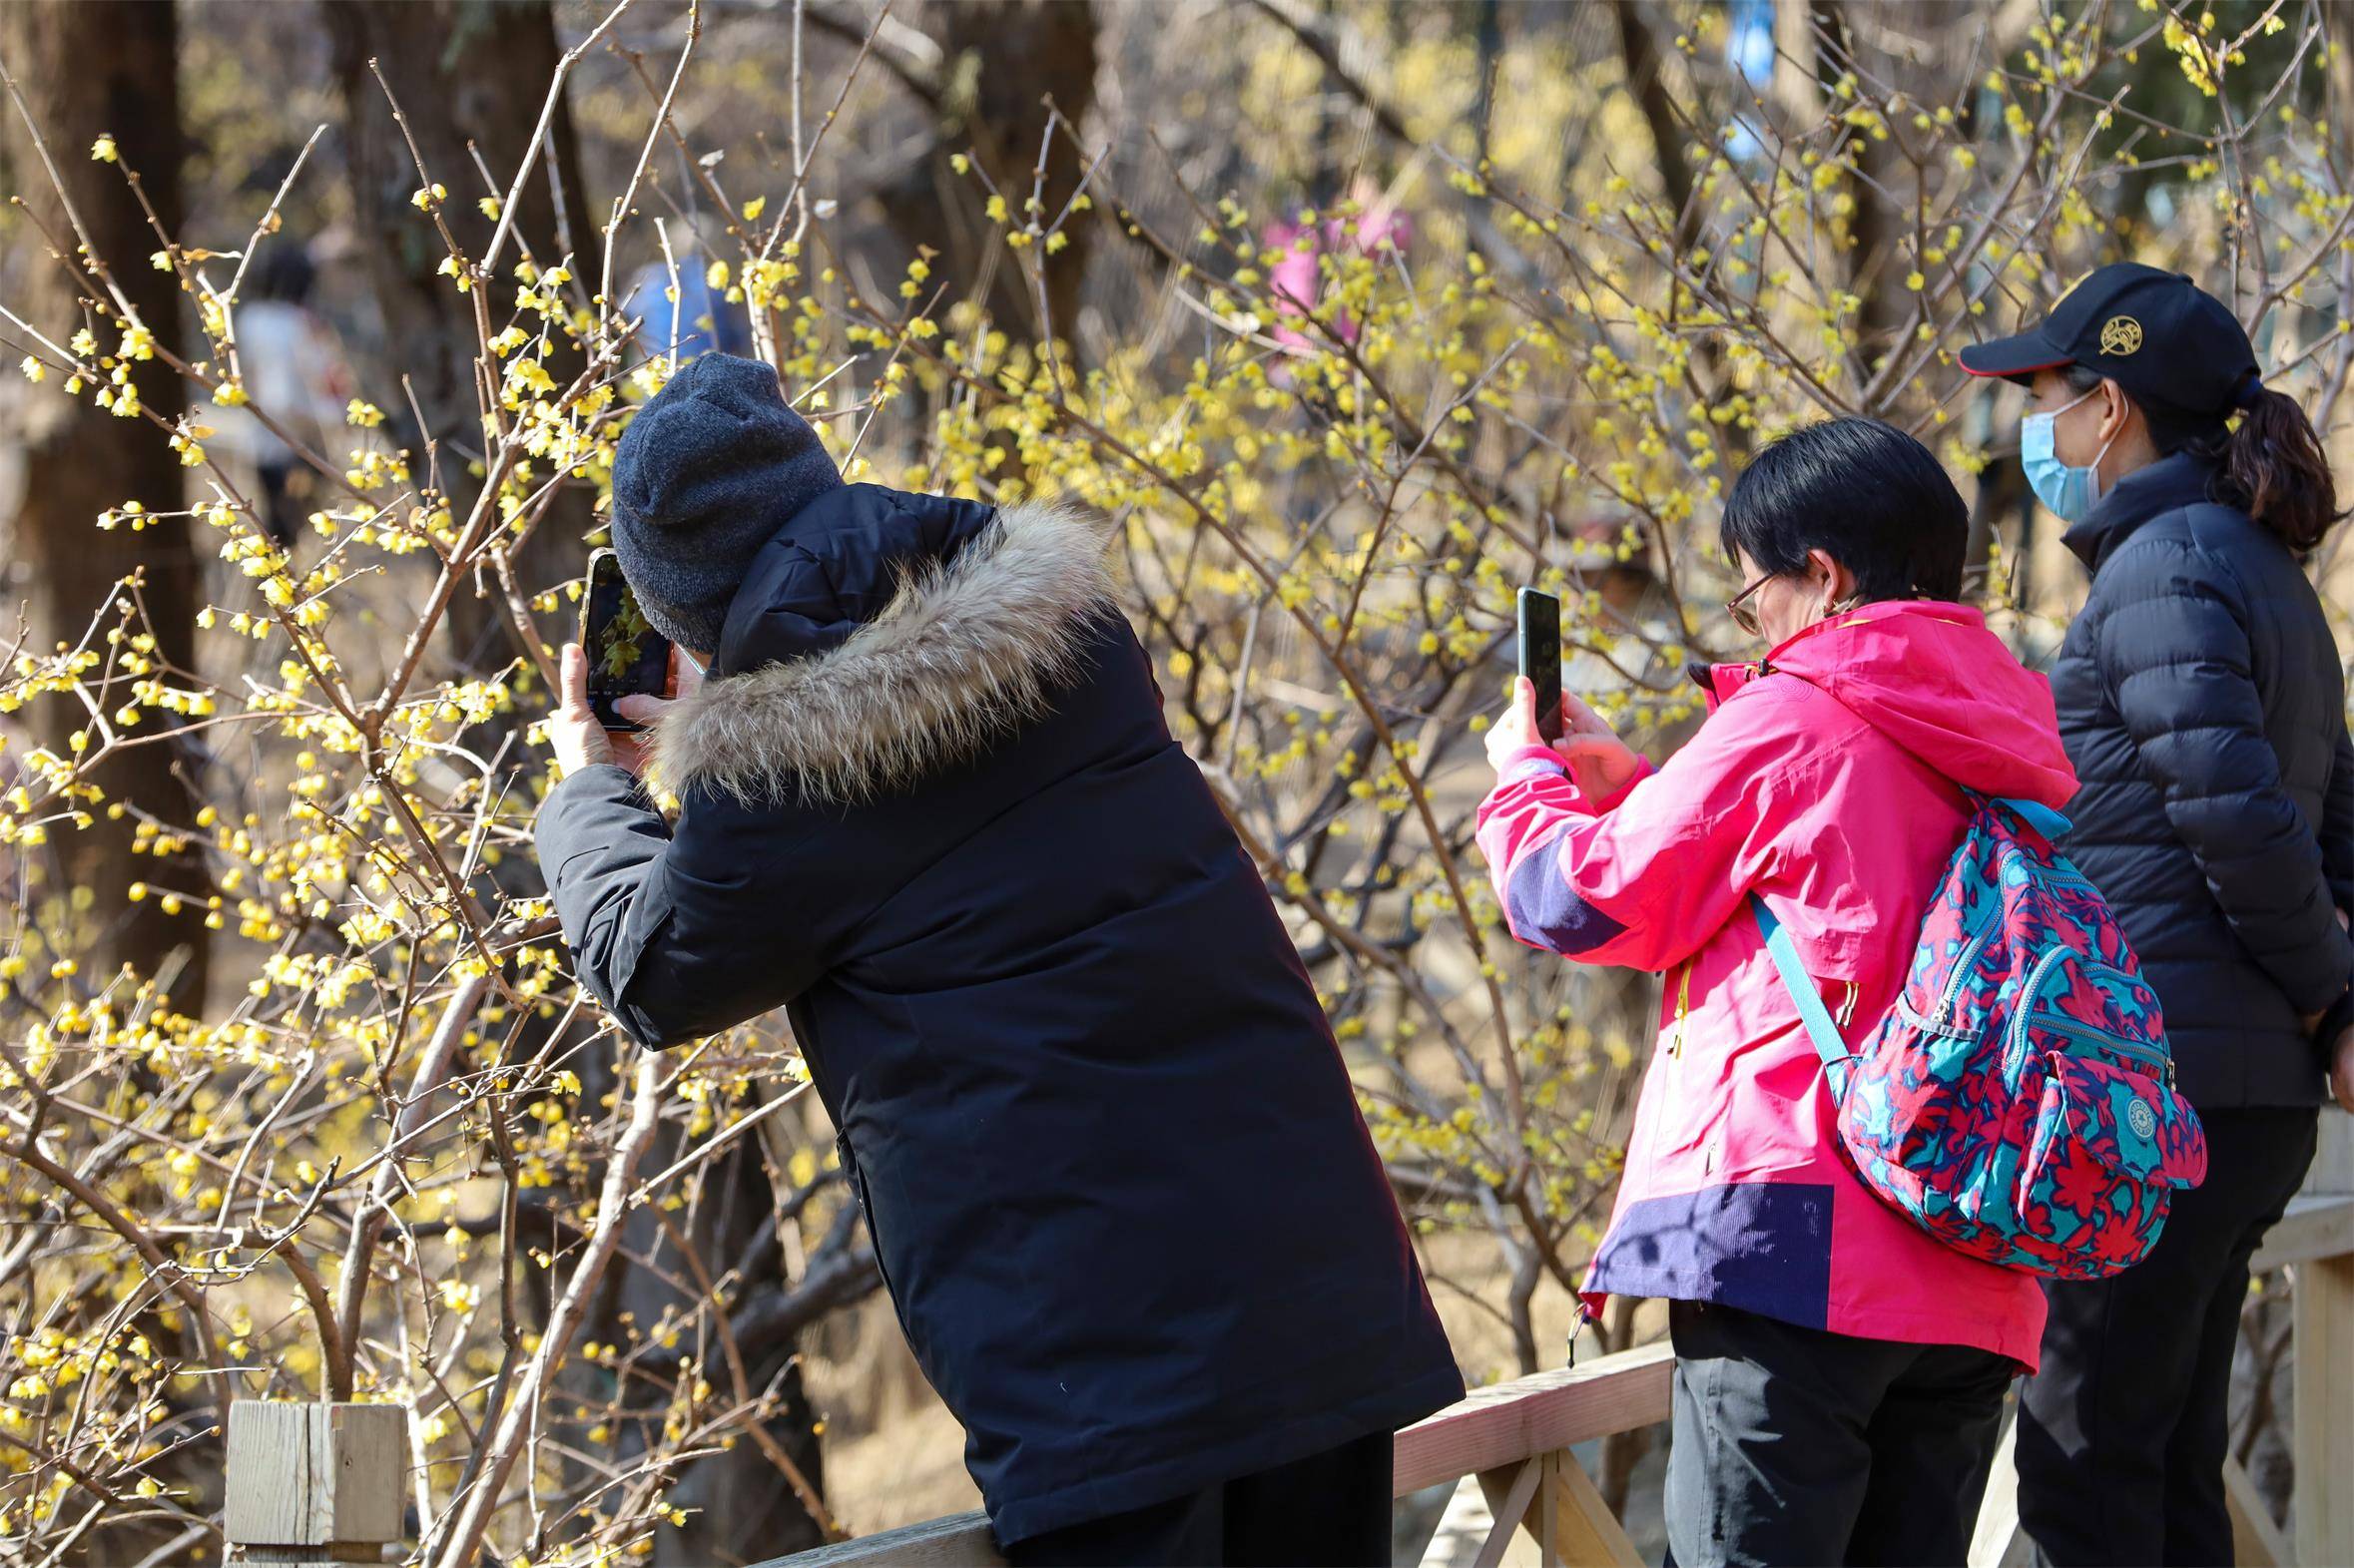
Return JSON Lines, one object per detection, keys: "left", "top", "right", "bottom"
{"left": 647, "top": 497, "right": 1117, "bottom": 803}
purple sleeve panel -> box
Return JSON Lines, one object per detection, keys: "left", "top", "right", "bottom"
{"left": 1501, "top": 830, "right": 1629, "bottom": 956}
{"left": 1584, "top": 1182, "right": 1834, "bottom": 1329}
{"left": 1495, "top": 745, "right": 1572, "bottom": 790}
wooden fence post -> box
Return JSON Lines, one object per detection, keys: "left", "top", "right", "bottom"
{"left": 1469, "top": 1450, "right": 1642, "bottom": 1568}
{"left": 224, "top": 1402, "right": 405, "bottom": 1565}
{"left": 2294, "top": 1109, "right": 2354, "bottom": 1568}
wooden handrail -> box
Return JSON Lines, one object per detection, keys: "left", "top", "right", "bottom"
{"left": 2289, "top": 1110, "right": 2352, "bottom": 1567}
{"left": 1973, "top": 1107, "right": 2354, "bottom": 1568}
{"left": 2249, "top": 1194, "right": 2354, "bottom": 1276}
{"left": 762, "top": 1112, "right": 2354, "bottom": 1568}
{"left": 763, "top": 1512, "right": 997, "bottom": 1568}
{"left": 222, "top": 1119, "right": 2351, "bottom": 1568}
{"left": 1393, "top": 1340, "right": 1671, "bottom": 1495}
{"left": 750, "top": 1342, "right": 1674, "bottom": 1567}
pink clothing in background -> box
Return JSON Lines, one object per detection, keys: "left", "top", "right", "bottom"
{"left": 1263, "top": 209, "right": 1409, "bottom": 355}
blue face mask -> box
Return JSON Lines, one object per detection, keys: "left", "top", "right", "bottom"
{"left": 2021, "top": 386, "right": 2115, "bottom": 523}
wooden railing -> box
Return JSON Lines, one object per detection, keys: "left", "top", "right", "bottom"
{"left": 215, "top": 1114, "right": 2353, "bottom": 1567}
{"left": 748, "top": 1342, "right": 1675, "bottom": 1568}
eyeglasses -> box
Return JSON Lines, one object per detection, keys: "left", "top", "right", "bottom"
{"left": 1726, "top": 573, "right": 1773, "bottom": 637}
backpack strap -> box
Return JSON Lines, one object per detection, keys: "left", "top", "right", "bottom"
{"left": 1749, "top": 893, "right": 1855, "bottom": 1097}
{"left": 1995, "top": 795, "right": 2072, "bottom": 844}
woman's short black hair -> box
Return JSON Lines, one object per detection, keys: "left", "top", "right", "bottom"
{"left": 1718, "top": 416, "right": 1968, "bottom": 602}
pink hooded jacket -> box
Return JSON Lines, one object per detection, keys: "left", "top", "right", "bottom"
{"left": 1475, "top": 602, "right": 2077, "bottom": 1366}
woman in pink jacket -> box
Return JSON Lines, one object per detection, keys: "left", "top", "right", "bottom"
{"left": 1477, "top": 418, "right": 2077, "bottom": 1567}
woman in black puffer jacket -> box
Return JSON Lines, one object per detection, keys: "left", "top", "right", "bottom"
{"left": 1962, "top": 263, "right": 2353, "bottom": 1567}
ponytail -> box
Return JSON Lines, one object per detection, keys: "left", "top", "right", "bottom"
{"left": 2213, "top": 388, "right": 2344, "bottom": 552}
{"left": 2148, "top": 379, "right": 2346, "bottom": 552}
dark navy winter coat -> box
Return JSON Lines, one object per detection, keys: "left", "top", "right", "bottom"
{"left": 2050, "top": 452, "right": 2354, "bottom": 1108}
{"left": 534, "top": 484, "right": 1462, "bottom": 1542}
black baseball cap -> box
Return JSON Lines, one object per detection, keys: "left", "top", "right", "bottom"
{"left": 1960, "top": 262, "right": 2261, "bottom": 422}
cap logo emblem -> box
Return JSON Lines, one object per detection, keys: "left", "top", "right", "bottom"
{"left": 2099, "top": 315, "right": 2143, "bottom": 355}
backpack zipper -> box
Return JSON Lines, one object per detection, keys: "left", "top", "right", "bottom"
{"left": 2024, "top": 1016, "right": 2176, "bottom": 1082}
{"left": 1669, "top": 961, "right": 1692, "bottom": 1056}
{"left": 2004, "top": 948, "right": 2173, "bottom": 1084}
{"left": 1928, "top": 915, "right": 2002, "bottom": 1029}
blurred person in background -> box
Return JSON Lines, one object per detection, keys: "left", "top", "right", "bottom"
{"left": 215, "top": 244, "right": 352, "bottom": 547}
{"left": 1265, "top": 174, "right": 1408, "bottom": 366}
{"left": 1961, "top": 262, "right": 2354, "bottom": 1567}
{"left": 628, "top": 246, "right": 753, "bottom": 363}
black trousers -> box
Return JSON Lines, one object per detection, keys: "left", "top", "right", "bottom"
{"left": 2018, "top": 1105, "right": 2318, "bottom": 1567}
{"left": 999, "top": 1431, "right": 1393, "bottom": 1567}
{"left": 1663, "top": 1300, "right": 2014, "bottom": 1568}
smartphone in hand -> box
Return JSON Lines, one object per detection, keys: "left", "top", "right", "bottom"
{"left": 578, "top": 548, "right": 674, "bottom": 733}
{"left": 1516, "top": 587, "right": 1563, "bottom": 744}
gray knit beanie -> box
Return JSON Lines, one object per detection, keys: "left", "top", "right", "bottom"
{"left": 608, "top": 353, "right": 844, "bottom": 653}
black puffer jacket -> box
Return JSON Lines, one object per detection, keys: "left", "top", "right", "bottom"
{"left": 535, "top": 485, "right": 1462, "bottom": 1543}
{"left": 2050, "top": 452, "right": 2354, "bottom": 1107}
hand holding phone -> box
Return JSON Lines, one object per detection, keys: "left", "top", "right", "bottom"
{"left": 578, "top": 548, "right": 676, "bottom": 734}
{"left": 551, "top": 639, "right": 698, "bottom": 780}
{"left": 1490, "top": 587, "right": 1644, "bottom": 801}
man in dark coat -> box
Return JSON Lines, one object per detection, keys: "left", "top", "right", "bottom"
{"left": 536, "top": 353, "right": 1463, "bottom": 1562}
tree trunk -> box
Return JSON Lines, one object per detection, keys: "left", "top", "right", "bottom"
{"left": 322, "top": 12, "right": 840, "bottom": 1547}
{"left": 1809, "top": 1, "right": 1960, "bottom": 407}
{"left": 877, "top": 0, "right": 1100, "bottom": 352}
{"left": 1606, "top": 0, "right": 1695, "bottom": 247}
{"left": 0, "top": 0, "right": 208, "bottom": 1007}
{"left": 2334, "top": 1, "right": 2354, "bottom": 173}
{"left": 1472, "top": 0, "right": 1503, "bottom": 166}
{"left": 602, "top": 1126, "right": 838, "bottom": 1564}
{"left": 322, "top": 0, "right": 596, "bottom": 677}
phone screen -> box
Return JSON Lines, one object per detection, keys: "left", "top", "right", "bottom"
{"left": 1517, "top": 587, "right": 1563, "bottom": 744}
{"left": 579, "top": 549, "right": 673, "bottom": 732}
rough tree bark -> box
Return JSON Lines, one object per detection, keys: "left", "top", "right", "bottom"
{"left": 321, "top": 0, "right": 598, "bottom": 676}
{"left": 876, "top": 0, "right": 1100, "bottom": 351}
{"left": 0, "top": 0, "right": 209, "bottom": 1007}
{"left": 1795, "top": 0, "right": 1985, "bottom": 409}
{"left": 603, "top": 1120, "right": 848, "bottom": 1565}
{"left": 1605, "top": 0, "right": 1696, "bottom": 248}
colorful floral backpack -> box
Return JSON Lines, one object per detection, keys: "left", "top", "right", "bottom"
{"left": 1751, "top": 794, "right": 2208, "bottom": 1281}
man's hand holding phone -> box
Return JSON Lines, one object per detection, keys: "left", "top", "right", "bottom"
{"left": 550, "top": 642, "right": 701, "bottom": 780}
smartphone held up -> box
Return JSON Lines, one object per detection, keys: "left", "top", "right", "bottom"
{"left": 1516, "top": 587, "right": 1563, "bottom": 744}
{"left": 579, "top": 549, "right": 674, "bottom": 733}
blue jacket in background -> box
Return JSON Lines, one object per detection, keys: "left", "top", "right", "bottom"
{"left": 534, "top": 483, "right": 1462, "bottom": 1541}
{"left": 2050, "top": 452, "right": 2354, "bottom": 1107}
